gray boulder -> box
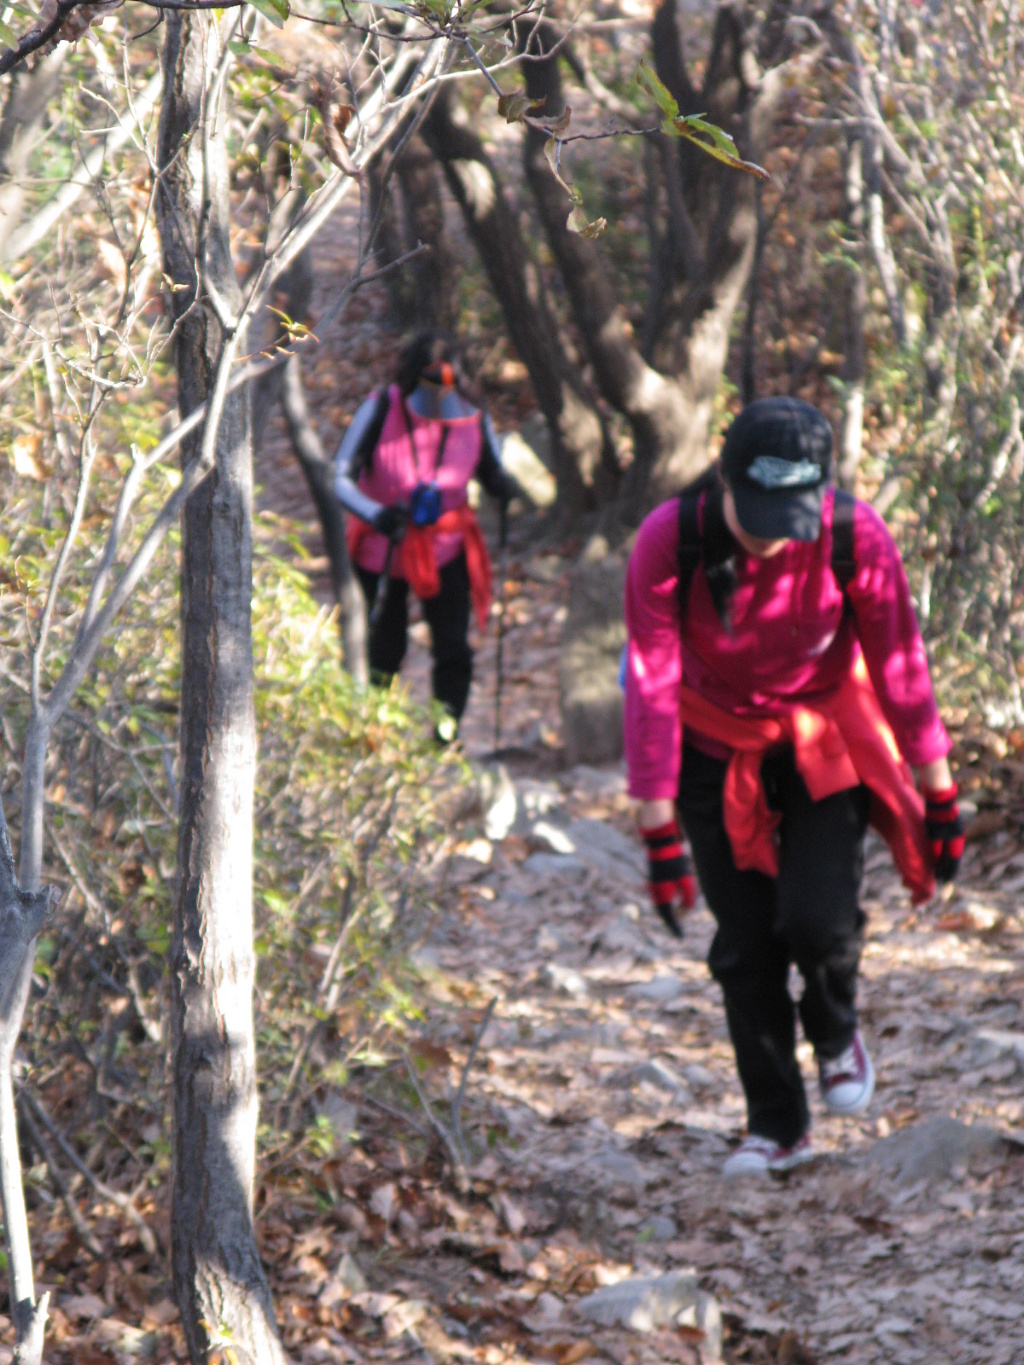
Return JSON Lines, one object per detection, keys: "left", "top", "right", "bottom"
{"left": 867, "top": 1115, "right": 1006, "bottom": 1186}
{"left": 499, "top": 428, "right": 557, "bottom": 507}
{"left": 576, "top": 1271, "right": 721, "bottom": 1359}
{"left": 559, "top": 549, "right": 628, "bottom": 767}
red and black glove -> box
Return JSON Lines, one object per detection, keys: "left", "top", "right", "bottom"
{"left": 642, "top": 820, "right": 698, "bottom": 938}
{"left": 922, "top": 782, "right": 965, "bottom": 883}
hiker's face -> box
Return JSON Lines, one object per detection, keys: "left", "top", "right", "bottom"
{"left": 721, "top": 486, "right": 790, "bottom": 558}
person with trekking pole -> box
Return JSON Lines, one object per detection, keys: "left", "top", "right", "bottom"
{"left": 624, "top": 396, "right": 964, "bottom": 1178}
{"left": 334, "top": 332, "right": 519, "bottom": 743}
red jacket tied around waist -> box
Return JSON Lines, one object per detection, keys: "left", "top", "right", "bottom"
{"left": 679, "top": 656, "right": 935, "bottom": 903}
{"left": 347, "top": 508, "right": 492, "bottom": 630}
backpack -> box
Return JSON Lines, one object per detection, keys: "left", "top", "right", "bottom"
{"left": 676, "top": 481, "right": 856, "bottom": 625}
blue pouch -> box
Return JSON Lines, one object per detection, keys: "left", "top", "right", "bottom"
{"left": 409, "top": 481, "right": 442, "bottom": 528}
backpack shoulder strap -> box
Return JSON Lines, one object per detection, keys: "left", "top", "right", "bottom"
{"left": 676, "top": 489, "right": 703, "bottom": 619}
{"left": 831, "top": 488, "right": 857, "bottom": 603}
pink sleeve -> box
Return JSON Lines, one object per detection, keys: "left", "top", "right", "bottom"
{"left": 624, "top": 501, "right": 684, "bottom": 800}
{"left": 848, "top": 501, "right": 951, "bottom": 767}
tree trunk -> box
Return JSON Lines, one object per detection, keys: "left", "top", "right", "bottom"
{"left": 251, "top": 230, "right": 368, "bottom": 684}
{"left": 837, "top": 129, "right": 867, "bottom": 490}
{"left": 518, "top": 26, "right": 694, "bottom": 523}
{"left": 516, "top": 4, "right": 799, "bottom": 521}
{"left": 369, "top": 132, "right": 457, "bottom": 330}
{"left": 1, "top": 719, "right": 59, "bottom": 1364}
{"left": 422, "top": 89, "right": 611, "bottom": 517}
{"left": 279, "top": 355, "right": 369, "bottom": 684}
{"left": 156, "top": 14, "right": 288, "bottom": 1364}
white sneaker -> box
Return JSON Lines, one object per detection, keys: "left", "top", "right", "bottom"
{"left": 721, "top": 1133, "right": 814, "bottom": 1178}
{"left": 818, "top": 1030, "right": 875, "bottom": 1116}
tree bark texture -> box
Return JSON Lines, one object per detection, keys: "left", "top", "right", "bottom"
{"left": 628, "top": 0, "right": 796, "bottom": 510}
{"left": 369, "top": 131, "right": 458, "bottom": 331}
{"left": 837, "top": 130, "right": 867, "bottom": 489}
{"left": 518, "top": 23, "right": 692, "bottom": 522}
{"left": 509, "top": 3, "right": 799, "bottom": 521}
{"left": 422, "top": 89, "right": 611, "bottom": 517}
{"left": 251, "top": 236, "right": 368, "bottom": 684}
{"left": 0, "top": 793, "right": 58, "bottom": 1365}
{"left": 156, "top": 14, "right": 288, "bottom": 1365}
{"left": 279, "top": 355, "right": 369, "bottom": 685}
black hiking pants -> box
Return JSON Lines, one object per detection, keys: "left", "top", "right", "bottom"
{"left": 357, "top": 550, "right": 473, "bottom": 724}
{"left": 677, "top": 742, "right": 871, "bottom": 1147}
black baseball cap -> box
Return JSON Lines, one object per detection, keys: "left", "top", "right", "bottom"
{"left": 720, "top": 397, "right": 834, "bottom": 542}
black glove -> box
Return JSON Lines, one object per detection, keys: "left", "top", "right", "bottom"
{"left": 922, "top": 781, "right": 965, "bottom": 883}
{"left": 373, "top": 504, "right": 408, "bottom": 541}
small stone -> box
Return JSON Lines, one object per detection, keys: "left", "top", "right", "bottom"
{"left": 542, "top": 963, "right": 589, "bottom": 997}
{"left": 591, "top": 1148, "right": 651, "bottom": 1188}
{"left": 875, "top": 1317, "right": 916, "bottom": 1335}
{"left": 521, "top": 1291, "right": 566, "bottom": 1334}
{"left": 316, "top": 1093, "right": 358, "bottom": 1154}
{"left": 535, "top": 925, "right": 565, "bottom": 954}
{"left": 638, "top": 1216, "right": 678, "bottom": 1242}
{"left": 629, "top": 1060, "right": 687, "bottom": 1094}
{"left": 524, "top": 852, "right": 589, "bottom": 880}
{"left": 628, "top": 974, "right": 684, "bottom": 1003}
{"left": 867, "top": 1116, "right": 1006, "bottom": 1186}
{"left": 479, "top": 765, "right": 517, "bottom": 841}
{"left": 529, "top": 820, "right": 577, "bottom": 855}
{"left": 577, "top": 1272, "right": 721, "bottom": 1359}
{"left": 683, "top": 1063, "right": 717, "bottom": 1089}
{"left": 973, "top": 1028, "right": 1024, "bottom": 1064}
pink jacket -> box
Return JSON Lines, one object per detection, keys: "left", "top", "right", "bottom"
{"left": 624, "top": 488, "right": 950, "bottom": 800}
{"left": 351, "top": 385, "right": 484, "bottom": 575}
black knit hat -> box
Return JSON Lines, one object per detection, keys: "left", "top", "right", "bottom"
{"left": 720, "top": 397, "right": 834, "bottom": 542}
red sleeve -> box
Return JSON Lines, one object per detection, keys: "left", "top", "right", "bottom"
{"left": 624, "top": 501, "right": 684, "bottom": 800}
{"left": 847, "top": 500, "right": 951, "bottom": 768}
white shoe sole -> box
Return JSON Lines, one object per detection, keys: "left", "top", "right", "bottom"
{"left": 821, "top": 1051, "right": 875, "bottom": 1116}
{"left": 722, "top": 1144, "right": 816, "bottom": 1178}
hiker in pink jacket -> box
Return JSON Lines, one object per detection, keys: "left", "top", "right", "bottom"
{"left": 624, "top": 397, "right": 964, "bottom": 1177}
{"left": 335, "top": 333, "right": 517, "bottom": 742}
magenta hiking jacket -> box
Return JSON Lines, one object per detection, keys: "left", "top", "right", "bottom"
{"left": 624, "top": 488, "right": 951, "bottom": 801}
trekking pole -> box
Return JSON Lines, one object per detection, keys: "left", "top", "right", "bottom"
{"left": 369, "top": 535, "right": 397, "bottom": 632}
{"left": 493, "top": 499, "right": 508, "bottom": 751}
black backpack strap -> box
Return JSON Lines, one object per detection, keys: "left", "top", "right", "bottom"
{"left": 677, "top": 482, "right": 737, "bottom": 630}
{"left": 831, "top": 488, "right": 857, "bottom": 608}
{"left": 676, "top": 489, "right": 703, "bottom": 619}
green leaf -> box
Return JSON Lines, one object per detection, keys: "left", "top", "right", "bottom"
{"left": 0, "top": 18, "right": 17, "bottom": 46}
{"left": 248, "top": 0, "right": 290, "bottom": 28}
{"left": 228, "top": 39, "right": 251, "bottom": 55}
{"left": 252, "top": 45, "right": 292, "bottom": 69}
{"left": 636, "top": 57, "right": 770, "bottom": 181}
{"left": 635, "top": 56, "right": 680, "bottom": 121}
{"left": 667, "top": 112, "right": 771, "bottom": 180}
